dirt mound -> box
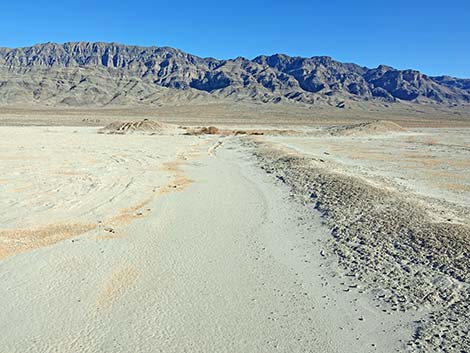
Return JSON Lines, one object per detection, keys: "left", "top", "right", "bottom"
{"left": 186, "top": 126, "right": 268, "bottom": 136}
{"left": 99, "top": 119, "right": 174, "bottom": 134}
{"left": 186, "top": 126, "right": 221, "bottom": 135}
{"left": 185, "top": 125, "right": 306, "bottom": 136}
{"left": 326, "top": 120, "right": 406, "bottom": 136}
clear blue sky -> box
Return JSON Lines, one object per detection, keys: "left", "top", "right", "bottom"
{"left": 1, "top": 0, "right": 469, "bottom": 77}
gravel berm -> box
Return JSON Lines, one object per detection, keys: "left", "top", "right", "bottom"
{"left": 245, "top": 138, "right": 470, "bottom": 352}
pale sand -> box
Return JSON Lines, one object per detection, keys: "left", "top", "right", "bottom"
{"left": 259, "top": 128, "right": 470, "bottom": 211}
{"left": 0, "top": 127, "right": 417, "bottom": 352}
{"left": 0, "top": 126, "right": 206, "bottom": 258}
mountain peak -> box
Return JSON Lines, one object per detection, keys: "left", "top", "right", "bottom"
{"left": 0, "top": 42, "right": 468, "bottom": 107}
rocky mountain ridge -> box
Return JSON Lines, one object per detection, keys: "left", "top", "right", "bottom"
{"left": 0, "top": 42, "right": 469, "bottom": 106}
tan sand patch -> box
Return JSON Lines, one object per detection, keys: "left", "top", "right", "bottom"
{"left": 108, "top": 198, "right": 152, "bottom": 227}
{"left": 97, "top": 265, "right": 139, "bottom": 306}
{"left": 160, "top": 176, "right": 193, "bottom": 195}
{"left": 404, "top": 155, "right": 470, "bottom": 169}
{"left": 420, "top": 170, "right": 467, "bottom": 180}
{"left": 98, "top": 154, "right": 196, "bottom": 235}
{"left": 404, "top": 135, "right": 418, "bottom": 144}
{"left": 444, "top": 158, "right": 470, "bottom": 168}
{"left": 436, "top": 183, "right": 470, "bottom": 192}
{"left": 160, "top": 159, "right": 194, "bottom": 194}
{"left": 0, "top": 222, "right": 97, "bottom": 260}
{"left": 98, "top": 155, "right": 196, "bottom": 232}
{"left": 336, "top": 149, "right": 400, "bottom": 162}
{"left": 404, "top": 154, "right": 442, "bottom": 167}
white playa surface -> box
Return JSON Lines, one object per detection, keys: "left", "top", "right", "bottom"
{"left": 0, "top": 127, "right": 417, "bottom": 352}
{"left": 260, "top": 129, "right": 470, "bottom": 209}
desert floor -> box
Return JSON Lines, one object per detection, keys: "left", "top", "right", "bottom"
{"left": 0, "top": 122, "right": 468, "bottom": 352}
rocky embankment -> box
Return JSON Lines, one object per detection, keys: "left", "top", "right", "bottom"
{"left": 247, "top": 139, "right": 470, "bottom": 352}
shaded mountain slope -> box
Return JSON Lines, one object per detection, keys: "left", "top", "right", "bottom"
{"left": 0, "top": 42, "right": 468, "bottom": 107}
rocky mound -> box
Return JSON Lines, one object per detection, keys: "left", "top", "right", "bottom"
{"left": 99, "top": 119, "right": 174, "bottom": 134}
{"left": 326, "top": 120, "right": 406, "bottom": 136}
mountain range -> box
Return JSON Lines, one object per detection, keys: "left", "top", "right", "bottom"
{"left": 0, "top": 42, "right": 469, "bottom": 107}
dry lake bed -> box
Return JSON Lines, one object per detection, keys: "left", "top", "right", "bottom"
{"left": 0, "top": 121, "right": 469, "bottom": 353}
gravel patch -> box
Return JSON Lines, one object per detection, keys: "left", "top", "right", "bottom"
{"left": 246, "top": 138, "right": 470, "bottom": 352}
